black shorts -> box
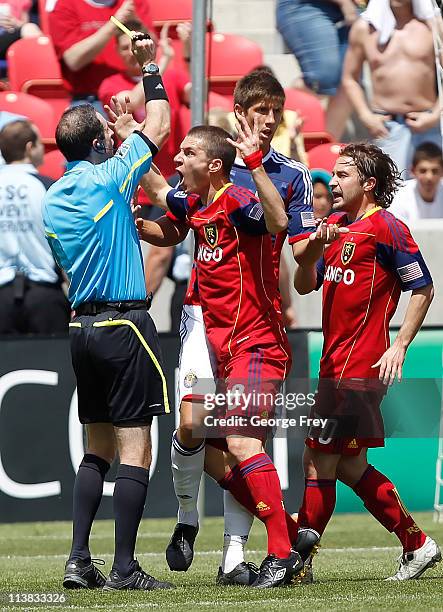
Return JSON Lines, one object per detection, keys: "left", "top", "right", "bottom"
{"left": 69, "top": 307, "right": 169, "bottom": 425}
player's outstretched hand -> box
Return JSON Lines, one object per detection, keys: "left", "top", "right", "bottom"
{"left": 105, "top": 95, "right": 142, "bottom": 141}
{"left": 372, "top": 340, "right": 406, "bottom": 386}
{"left": 131, "top": 32, "right": 156, "bottom": 68}
{"left": 226, "top": 115, "right": 260, "bottom": 159}
{"left": 309, "top": 218, "right": 349, "bottom": 243}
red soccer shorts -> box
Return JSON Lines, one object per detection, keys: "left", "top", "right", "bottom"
{"left": 304, "top": 378, "right": 385, "bottom": 456}
{"left": 204, "top": 344, "right": 292, "bottom": 446}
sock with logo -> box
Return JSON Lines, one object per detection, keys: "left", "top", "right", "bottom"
{"left": 219, "top": 466, "right": 299, "bottom": 545}
{"left": 171, "top": 430, "right": 205, "bottom": 527}
{"left": 222, "top": 490, "right": 254, "bottom": 573}
{"left": 69, "top": 453, "right": 110, "bottom": 562}
{"left": 112, "top": 464, "right": 149, "bottom": 577}
{"left": 220, "top": 453, "right": 291, "bottom": 558}
{"left": 353, "top": 465, "right": 426, "bottom": 552}
{"left": 297, "top": 478, "right": 337, "bottom": 535}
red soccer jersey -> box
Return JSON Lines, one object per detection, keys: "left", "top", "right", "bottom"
{"left": 166, "top": 183, "right": 290, "bottom": 366}
{"left": 169, "top": 150, "right": 314, "bottom": 307}
{"left": 317, "top": 207, "right": 432, "bottom": 383}
{"left": 49, "top": 0, "right": 153, "bottom": 96}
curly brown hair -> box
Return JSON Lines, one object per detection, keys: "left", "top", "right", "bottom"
{"left": 339, "top": 143, "right": 403, "bottom": 208}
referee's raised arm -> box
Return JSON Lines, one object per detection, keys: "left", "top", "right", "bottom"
{"left": 130, "top": 32, "right": 170, "bottom": 150}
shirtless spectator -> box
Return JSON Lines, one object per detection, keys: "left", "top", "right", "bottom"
{"left": 343, "top": 0, "right": 441, "bottom": 175}
{"left": 49, "top": 0, "right": 153, "bottom": 111}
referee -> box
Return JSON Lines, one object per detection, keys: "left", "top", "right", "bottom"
{"left": 42, "top": 33, "right": 172, "bottom": 591}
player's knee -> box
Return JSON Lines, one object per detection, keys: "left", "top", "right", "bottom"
{"left": 87, "top": 442, "right": 117, "bottom": 466}
{"left": 226, "top": 437, "right": 252, "bottom": 463}
{"left": 119, "top": 446, "right": 152, "bottom": 470}
{"left": 177, "top": 422, "right": 203, "bottom": 448}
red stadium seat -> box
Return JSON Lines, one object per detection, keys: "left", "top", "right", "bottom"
{"left": 0, "top": 92, "right": 57, "bottom": 143}
{"left": 40, "top": 149, "right": 66, "bottom": 180}
{"left": 149, "top": 0, "right": 193, "bottom": 34}
{"left": 303, "top": 131, "right": 335, "bottom": 152}
{"left": 308, "top": 142, "right": 344, "bottom": 173}
{"left": 284, "top": 88, "right": 327, "bottom": 134}
{"left": 6, "top": 37, "right": 70, "bottom": 121}
{"left": 206, "top": 33, "right": 263, "bottom": 97}
{"left": 208, "top": 92, "right": 232, "bottom": 111}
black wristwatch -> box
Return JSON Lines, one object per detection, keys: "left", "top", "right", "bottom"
{"left": 142, "top": 62, "right": 160, "bottom": 76}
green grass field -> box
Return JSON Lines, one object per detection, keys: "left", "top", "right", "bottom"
{"left": 0, "top": 513, "right": 442, "bottom": 611}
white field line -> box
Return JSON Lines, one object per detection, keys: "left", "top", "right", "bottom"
{"left": 0, "top": 546, "right": 401, "bottom": 561}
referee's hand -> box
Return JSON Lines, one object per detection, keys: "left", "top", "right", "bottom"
{"left": 131, "top": 31, "right": 156, "bottom": 68}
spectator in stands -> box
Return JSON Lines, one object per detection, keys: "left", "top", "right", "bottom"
{"left": 276, "top": 0, "right": 361, "bottom": 140}
{"left": 0, "top": 0, "right": 42, "bottom": 60}
{"left": 311, "top": 168, "right": 333, "bottom": 218}
{"left": 49, "top": 0, "right": 153, "bottom": 112}
{"left": 390, "top": 142, "right": 443, "bottom": 222}
{"left": 100, "top": 20, "right": 190, "bottom": 180}
{"left": 0, "top": 120, "right": 70, "bottom": 334}
{"left": 342, "top": 0, "right": 441, "bottom": 176}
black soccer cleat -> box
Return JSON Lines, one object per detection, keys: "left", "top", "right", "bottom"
{"left": 165, "top": 522, "right": 199, "bottom": 571}
{"left": 103, "top": 560, "right": 175, "bottom": 591}
{"left": 293, "top": 527, "right": 320, "bottom": 562}
{"left": 292, "top": 527, "right": 320, "bottom": 585}
{"left": 216, "top": 562, "right": 259, "bottom": 586}
{"left": 252, "top": 551, "right": 303, "bottom": 588}
{"left": 63, "top": 557, "right": 106, "bottom": 589}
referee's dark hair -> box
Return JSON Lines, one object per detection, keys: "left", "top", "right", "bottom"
{"left": 0, "top": 119, "right": 38, "bottom": 163}
{"left": 188, "top": 125, "right": 236, "bottom": 177}
{"left": 56, "top": 104, "right": 105, "bottom": 162}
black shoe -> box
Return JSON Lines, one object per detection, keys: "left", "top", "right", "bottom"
{"left": 165, "top": 522, "right": 199, "bottom": 571}
{"left": 63, "top": 558, "right": 106, "bottom": 589}
{"left": 252, "top": 551, "right": 303, "bottom": 588}
{"left": 103, "top": 561, "right": 175, "bottom": 591}
{"left": 216, "top": 562, "right": 259, "bottom": 586}
{"left": 293, "top": 527, "right": 320, "bottom": 562}
{"left": 292, "top": 528, "right": 320, "bottom": 585}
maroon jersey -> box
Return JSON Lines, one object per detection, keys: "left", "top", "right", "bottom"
{"left": 166, "top": 183, "right": 290, "bottom": 367}
{"left": 317, "top": 207, "right": 432, "bottom": 383}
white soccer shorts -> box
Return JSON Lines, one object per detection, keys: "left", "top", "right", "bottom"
{"left": 177, "top": 304, "right": 217, "bottom": 404}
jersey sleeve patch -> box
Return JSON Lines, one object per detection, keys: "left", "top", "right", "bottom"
{"left": 397, "top": 261, "right": 424, "bottom": 284}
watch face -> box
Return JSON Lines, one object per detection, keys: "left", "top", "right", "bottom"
{"left": 145, "top": 63, "right": 159, "bottom": 74}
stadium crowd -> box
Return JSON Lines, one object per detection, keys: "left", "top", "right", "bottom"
{"left": 0, "top": 0, "right": 441, "bottom": 594}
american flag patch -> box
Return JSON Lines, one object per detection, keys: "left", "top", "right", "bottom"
{"left": 248, "top": 203, "right": 264, "bottom": 220}
{"left": 301, "top": 211, "right": 315, "bottom": 228}
{"left": 397, "top": 261, "right": 423, "bottom": 283}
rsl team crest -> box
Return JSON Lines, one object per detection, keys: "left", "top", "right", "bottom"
{"left": 204, "top": 223, "right": 218, "bottom": 248}
{"left": 341, "top": 241, "right": 356, "bottom": 265}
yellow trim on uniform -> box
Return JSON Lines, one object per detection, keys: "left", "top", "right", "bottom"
{"left": 45, "top": 231, "right": 58, "bottom": 239}
{"left": 92, "top": 318, "right": 170, "bottom": 413}
{"left": 212, "top": 182, "right": 233, "bottom": 203}
{"left": 119, "top": 152, "right": 152, "bottom": 193}
{"left": 94, "top": 199, "right": 114, "bottom": 223}
{"left": 69, "top": 322, "right": 82, "bottom": 327}
{"left": 361, "top": 206, "right": 382, "bottom": 220}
